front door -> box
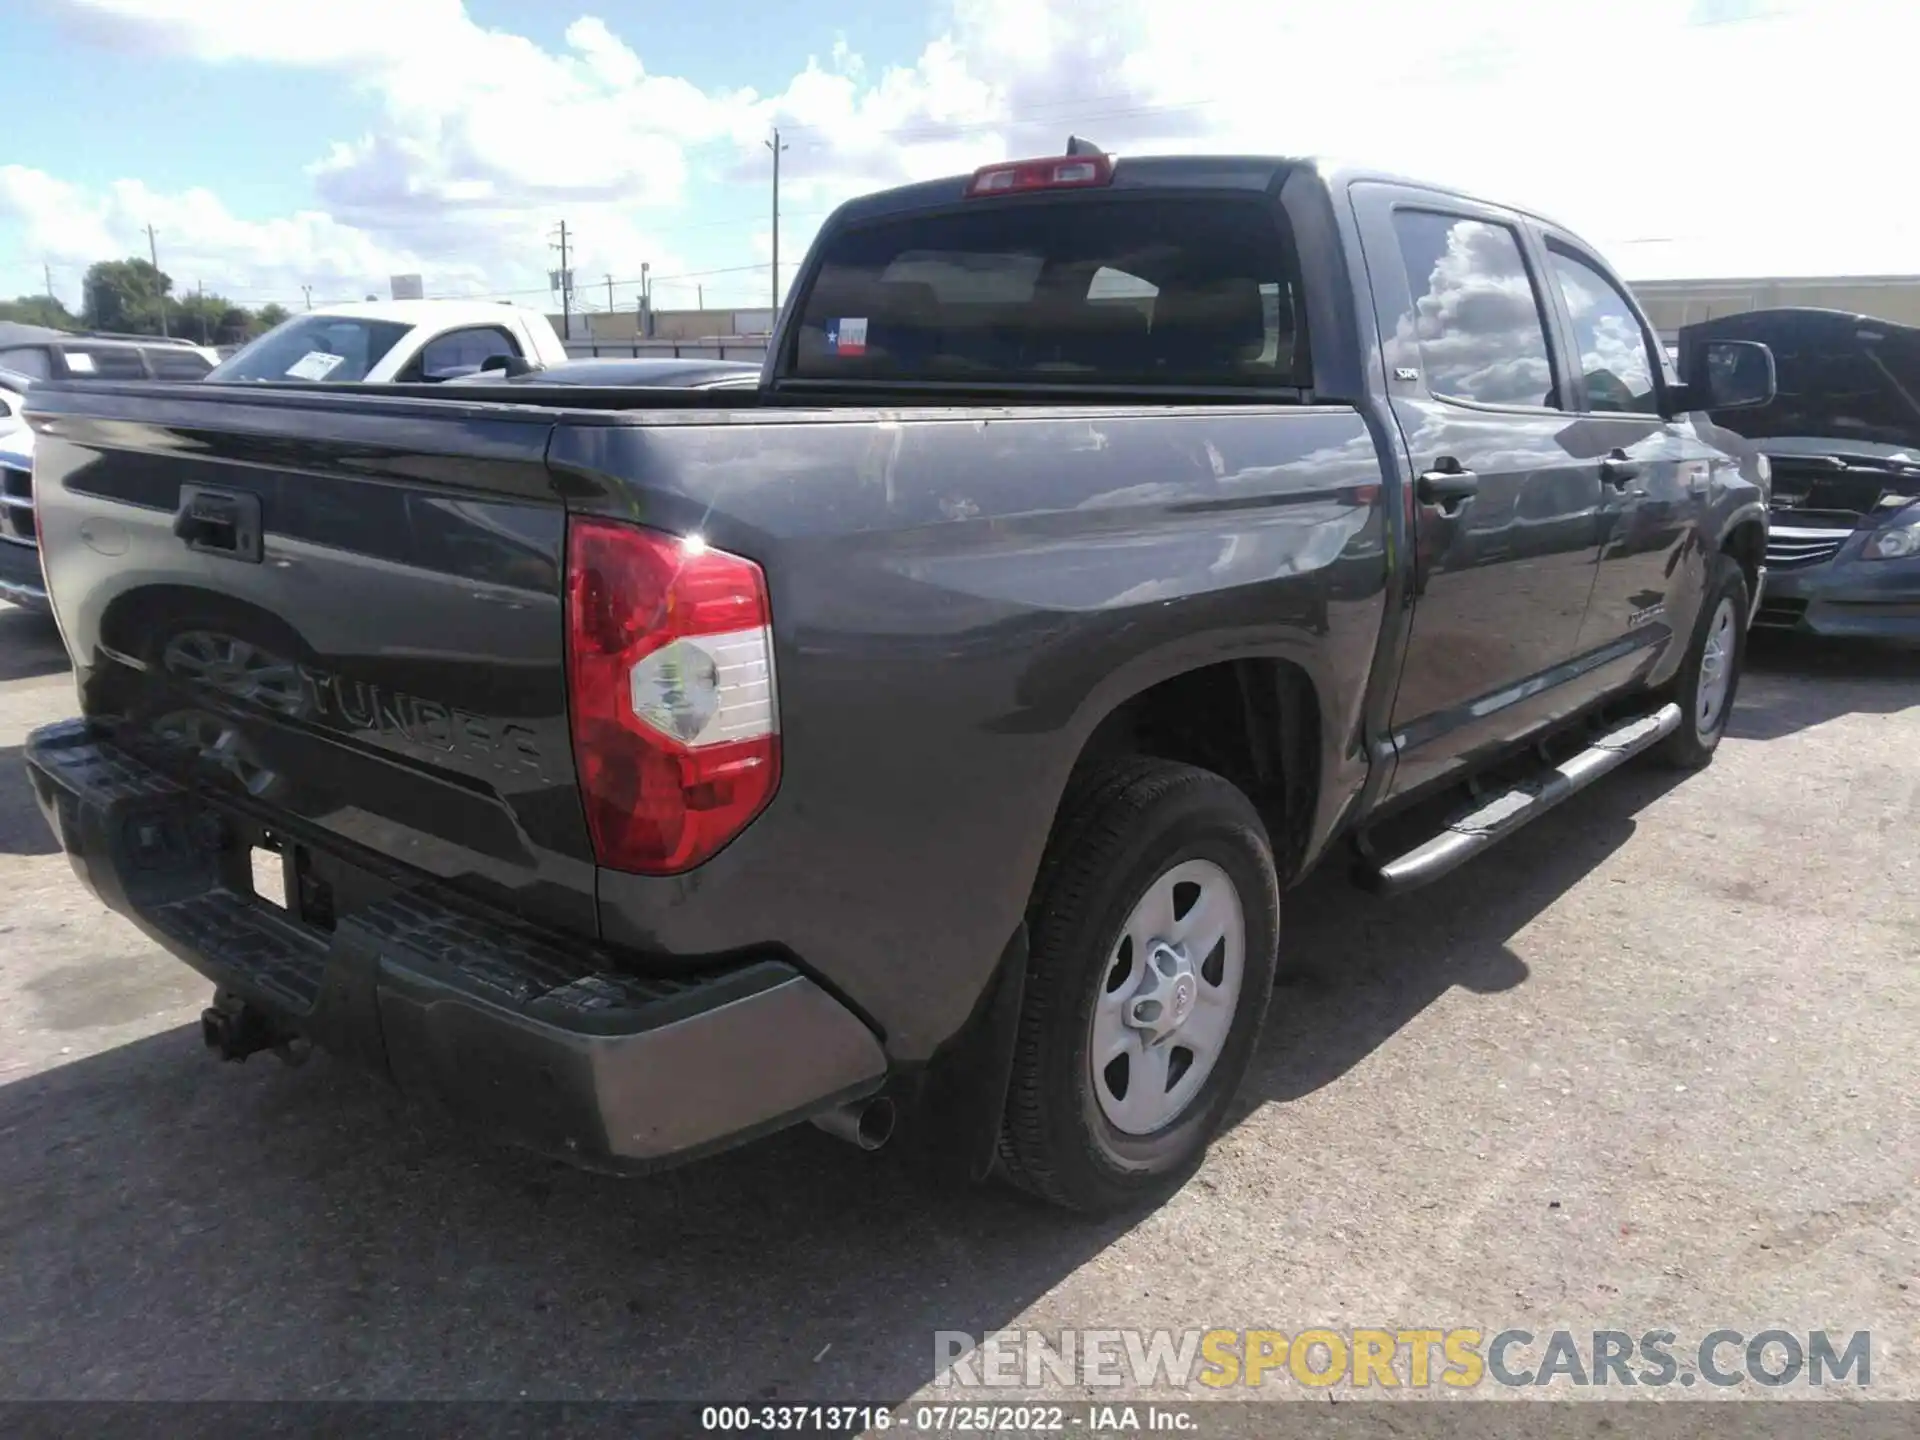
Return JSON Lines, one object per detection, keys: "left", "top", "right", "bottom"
{"left": 1536, "top": 240, "right": 1710, "bottom": 676}
{"left": 1351, "top": 187, "right": 1604, "bottom": 801}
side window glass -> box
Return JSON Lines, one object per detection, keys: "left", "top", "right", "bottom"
{"left": 1391, "top": 210, "right": 1559, "bottom": 410}
{"left": 1547, "top": 249, "right": 1659, "bottom": 414}
{"left": 147, "top": 349, "right": 213, "bottom": 380}
{"left": 417, "top": 327, "right": 520, "bottom": 382}
{"left": 0, "top": 347, "right": 52, "bottom": 379}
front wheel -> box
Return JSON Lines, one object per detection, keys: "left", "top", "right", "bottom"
{"left": 1657, "top": 553, "right": 1750, "bottom": 769}
{"left": 997, "top": 759, "right": 1280, "bottom": 1214}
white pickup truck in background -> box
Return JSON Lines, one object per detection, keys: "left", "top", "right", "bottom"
{"left": 208, "top": 300, "right": 571, "bottom": 384}
{"left": 2, "top": 302, "right": 572, "bottom": 615}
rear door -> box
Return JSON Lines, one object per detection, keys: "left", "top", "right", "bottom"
{"left": 1536, "top": 236, "right": 1709, "bottom": 674}
{"left": 1350, "top": 184, "right": 1603, "bottom": 800}
{"left": 29, "top": 385, "right": 598, "bottom": 936}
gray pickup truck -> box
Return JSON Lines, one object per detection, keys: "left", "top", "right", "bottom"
{"left": 22, "top": 147, "right": 1775, "bottom": 1213}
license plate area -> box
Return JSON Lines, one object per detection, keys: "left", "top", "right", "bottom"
{"left": 225, "top": 817, "right": 396, "bottom": 937}
{"left": 248, "top": 830, "right": 337, "bottom": 931}
{"left": 250, "top": 843, "right": 288, "bottom": 912}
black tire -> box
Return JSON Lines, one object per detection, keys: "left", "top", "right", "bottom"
{"left": 1656, "top": 553, "right": 1750, "bottom": 769}
{"left": 997, "top": 757, "right": 1280, "bottom": 1214}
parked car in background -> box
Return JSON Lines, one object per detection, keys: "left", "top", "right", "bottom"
{"left": 208, "top": 300, "right": 571, "bottom": 385}
{"left": 23, "top": 148, "right": 1775, "bottom": 1213}
{"left": 0, "top": 420, "right": 43, "bottom": 611}
{"left": 0, "top": 332, "right": 217, "bottom": 614}
{"left": 0, "top": 366, "right": 28, "bottom": 444}
{"left": 442, "top": 356, "right": 761, "bottom": 389}
{"left": 1682, "top": 307, "right": 1920, "bottom": 644}
{"left": 0, "top": 323, "right": 219, "bottom": 382}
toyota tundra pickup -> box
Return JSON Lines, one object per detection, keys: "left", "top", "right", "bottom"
{"left": 22, "top": 149, "right": 1777, "bottom": 1213}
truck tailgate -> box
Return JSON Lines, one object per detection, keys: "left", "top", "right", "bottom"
{"left": 27, "top": 383, "right": 597, "bottom": 937}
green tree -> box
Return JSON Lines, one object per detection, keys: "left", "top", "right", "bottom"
{"left": 172, "top": 290, "right": 222, "bottom": 345}
{"left": 80, "top": 257, "right": 171, "bottom": 334}
{"left": 216, "top": 305, "right": 253, "bottom": 344}
{"left": 255, "top": 302, "right": 291, "bottom": 332}
{"left": 0, "top": 295, "right": 79, "bottom": 330}
{"left": 170, "top": 292, "right": 260, "bottom": 346}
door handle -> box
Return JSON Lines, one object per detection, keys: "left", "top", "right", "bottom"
{"left": 173, "top": 504, "right": 235, "bottom": 550}
{"left": 1416, "top": 463, "right": 1479, "bottom": 514}
{"left": 1601, "top": 452, "right": 1643, "bottom": 488}
{"left": 173, "top": 485, "right": 263, "bottom": 563}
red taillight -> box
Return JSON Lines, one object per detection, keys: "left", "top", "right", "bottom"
{"left": 565, "top": 518, "right": 780, "bottom": 875}
{"left": 965, "top": 154, "right": 1114, "bottom": 197}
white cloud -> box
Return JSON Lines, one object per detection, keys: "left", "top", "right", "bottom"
{"left": 0, "top": 164, "right": 462, "bottom": 303}
{"left": 6, "top": 0, "right": 1918, "bottom": 319}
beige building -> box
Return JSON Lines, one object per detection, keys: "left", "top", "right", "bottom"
{"left": 547, "top": 307, "right": 776, "bottom": 343}
{"left": 1631, "top": 274, "right": 1920, "bottom": 342}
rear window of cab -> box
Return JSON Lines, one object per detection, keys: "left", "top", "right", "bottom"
{"left": 789, "top": 196, "right": 1307, "bottom": 390}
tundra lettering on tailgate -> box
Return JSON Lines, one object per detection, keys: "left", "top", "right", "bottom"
{"left": 294, "top": 663, "right": 548, "bottom": 777}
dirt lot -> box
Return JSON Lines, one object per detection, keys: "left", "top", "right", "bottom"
{"left": 0, "top": 599, "right": 1914, "bottom": 1414}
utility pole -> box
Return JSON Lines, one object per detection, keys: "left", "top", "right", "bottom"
{"left": 641, "top": 261, "right": 651, "bottom": 338}
{"left": 302, "top": 284, "right": 313, "bottom": 310}
{"left": 765, "top": 128, "right": 788, "bottom": 315}
{"left": 197, "top": 279, "right": 208, "bottom": 345}
{"left": 550, "top": 220, "right": 573, "bottom": 339}
{"left": 697, "top": 283, "right": 704, "bottom": 311}
{"left": 146, "top": 223, "right": 170, "bottom": 337}
{"left": 44, "top": 259, "right": 54, "bottom": 300}
{"left": 605, "top": 273, "right": 615, "bottom": 315}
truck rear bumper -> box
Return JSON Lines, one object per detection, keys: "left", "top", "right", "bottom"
{"left": 23, "top": 719, "right": 887, "bottom": 1173}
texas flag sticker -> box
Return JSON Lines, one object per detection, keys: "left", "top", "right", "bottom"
{"left": 827, "top": 317, "right": 868, "bottom": 356}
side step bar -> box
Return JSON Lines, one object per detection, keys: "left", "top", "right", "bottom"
{"left": 1356, "top": 703, "right": 1683, "bottom": 897}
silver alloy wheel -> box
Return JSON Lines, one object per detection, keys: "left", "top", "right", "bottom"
{"left": 1696, "top": 597, "right": 1738, "bottom": 735}
{"left": 162, "top": 631, "right": 305, "bottom": 716}
{"left": 1089, "top": 857, "right": 1246, "bottom": 1136}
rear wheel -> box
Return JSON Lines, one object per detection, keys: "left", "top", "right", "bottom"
{"left": 1657, "top": 553, "right": 1749, "bottom": 769}
{"left": 997, "top": 758, "right": 1280, "bottom": 1214}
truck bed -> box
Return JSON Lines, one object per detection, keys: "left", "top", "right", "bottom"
{"left": 24, "top": 377, "right": 1390, "bottom": 1062}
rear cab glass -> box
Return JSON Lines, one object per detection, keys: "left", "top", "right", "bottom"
{"left": 210, "top": 315, "right": 413, "bottom": 383}
{"left": 786, "top": 195, "right": 1307, "bottom": 390}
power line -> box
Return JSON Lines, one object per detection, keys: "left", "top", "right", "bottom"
{"left": 550, "top": 219, "right": 573, "bottom": 337}
{"left": 145, "top": 223, "right": 170, "bottom": 338}
{"left": 766, "top": 127, "right": 789, "bottom": 315}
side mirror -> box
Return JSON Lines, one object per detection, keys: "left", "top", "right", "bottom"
{"left": 480, "top": 353, "right": 535, "bottom": 378}
{"left": 1676, "top": 338, "right": 1776, "bottom": 414}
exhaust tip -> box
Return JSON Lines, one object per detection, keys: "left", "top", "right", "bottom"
{"left": 812, "top": 1095, "right": 897, "bottom": 1152}
{"left": 855, "top": 1096, "right": 897, "bottom": 1150}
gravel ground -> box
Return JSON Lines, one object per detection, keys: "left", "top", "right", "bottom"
{"left": 0, "top": 599, "right": 1914, "bottom": 1416}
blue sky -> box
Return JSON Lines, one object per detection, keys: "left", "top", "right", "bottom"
{"left": 2, "top": 0, "right": 1913, "bottom": 319}
{"left": 3, "top": 0, "right": 948, "bottom": 313}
